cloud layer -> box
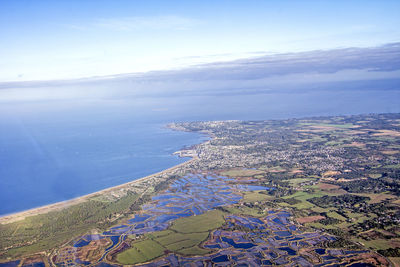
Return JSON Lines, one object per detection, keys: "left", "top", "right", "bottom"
{"left": 1, "top": 43, "right": 399, "bottom": 102}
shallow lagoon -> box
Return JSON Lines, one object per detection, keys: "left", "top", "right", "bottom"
{"left": 42, "top": 174, "right": 380, "bottom": 266}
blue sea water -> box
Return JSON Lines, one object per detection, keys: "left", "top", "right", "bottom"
{"left": 0, "top": 100, "right": 207, "bottom": 215}
{"left": 0, "top": 77, "right": 399, "bottom": 215}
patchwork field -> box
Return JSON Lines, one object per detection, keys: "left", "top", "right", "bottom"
{"left": 1, "top": 113, "right": 399, "bottom": 266}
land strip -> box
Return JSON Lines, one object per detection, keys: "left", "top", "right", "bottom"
{"left": 0, "top": 157, "right": 198, "bottom": 225}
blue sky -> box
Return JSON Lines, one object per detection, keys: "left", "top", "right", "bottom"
{"left": 1, "top": 0, "right": 399, "bottom": 81}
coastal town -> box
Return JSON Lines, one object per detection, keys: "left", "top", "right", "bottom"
{"left": 1, "top": 113, "right": 400, "bottom": 266}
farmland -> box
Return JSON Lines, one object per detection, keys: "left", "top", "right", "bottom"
{"left": 0, "top": 113, "right": 399, "bottom": 266}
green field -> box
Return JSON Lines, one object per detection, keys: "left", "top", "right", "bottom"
{"left": 116, "top": 209, "right": 225, "bottom": 264}
{"left": 311, "top": 206, "right": 332, "bottom": 213}
{"left": 281, "top": 191, "right": 323, "bottom": 209}
{"left": 285, "top": 178, "right": 316, "bottom": 186}
{"left": 327, "top": 211, "right": 346, "bottom": 221}
{"left": 325, "top": 140, "right": 343, "bottom": 146}
{"left": 156, "top": 232, "right": 209, "bottom": 251}
{"left": 368, "top": 173, "right": 383, "bottom": 179}
{"left": 178, "top": 246, "right": 210, "bottom": 255}
{"left": 170, "top": 209, "right": 225, "bottom": 233}
{"left": 220, "top": 169, "right": 264, "bottom": 177}
{"left": 307, "top": 222, "right": 337, "bottom": 230}
{"left": 242, "top": 191, "right": 273, "bottom": 202}
{"left": 355, "top": 238, "right": 397, "bottom": 250}
{"left": 383, "top": 164, "right": 400, "bottom": 169}
{"left": 116, "top": 239, "right": 165, "bottom": 265}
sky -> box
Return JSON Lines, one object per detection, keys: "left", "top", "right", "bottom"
{"left": 1, "top": 0, "right": 400, "bottom": 82}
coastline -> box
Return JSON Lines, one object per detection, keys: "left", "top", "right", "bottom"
{"left": 0, "top": 156, "right": 198, "bottom": 225}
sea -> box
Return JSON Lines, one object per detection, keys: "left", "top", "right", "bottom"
{"left": 0, "top": 78, "right": 399, "bottom": 215}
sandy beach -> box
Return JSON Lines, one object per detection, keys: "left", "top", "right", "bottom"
{"left": 0, "top": 156, "right": 198, "bottom": 224}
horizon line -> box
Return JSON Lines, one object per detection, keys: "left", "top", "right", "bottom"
{"left": 2, "top": 41, "right": 399, "bottom": 86}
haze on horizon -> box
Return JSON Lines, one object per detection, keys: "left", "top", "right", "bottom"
{"left": 1, "top": 0, "right": 400, "bottom": 82}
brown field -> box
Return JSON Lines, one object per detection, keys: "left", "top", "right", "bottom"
{"left": 344, "top": 142, "right": 366, "bottom": 148}
{"left": 341, "top": 178, "right": 367, "bottom": 182}
{"left": 381, "top": 150, "right": 399, "bottom": 155}
{"left": 359, "top": 230, "right": 397, "bottom": 240}
{"left": 340, "top": 252, "right": 390, "bottom": 266}
{"left": 389, "top": 257, "right": 400, "bottom": 267}
{"left": 268, "top": 166, "right": 286, "bottom": 173}
{"left": 372, "top": 130, "right": 400, "bottom": 137}
{"left": 318, "top": 183, "right": 347, "bottom": 195}
{"left": 76, "top": 239, "right": 112, "bottom": 262}
{"left": 295, "top": 126, "right": 337, "bottom": 133}
{"left": 348, "top": 130, "right": 368, "bottom": 135}
{"left": 20, "top": 254, "right": 45, "bottom": 266}
{"left": 318, "top": 183, "right": 341, "bottom": 191}
{"left": 290, "top": 169, "right": 303, "bottom": 174}
{"left": 298, "top": 248, "right": 321, "bottom": 264}
{"left": 391, "top": 199, "right": 400, "bottom": 206}
{"left": 353, "top": 193, "right": 397, "bottom": 204}
{"left": 369, "top": 194, "right": 397, "bottom": 204}
{"left": 296, "top": 215, "right": 325, "bottom": 224}
{"left": 309, "top": 126, "right": 340, "bottom": 132}
{"left": 321, "top": 177, "right": 368, "bottom": 183}
{"left": 322, "top": 170, "right": 341, "bottom": 177}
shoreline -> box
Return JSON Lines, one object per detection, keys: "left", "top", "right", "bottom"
{"left": 0, "top": 156, "right": 198, "bottom": 224}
